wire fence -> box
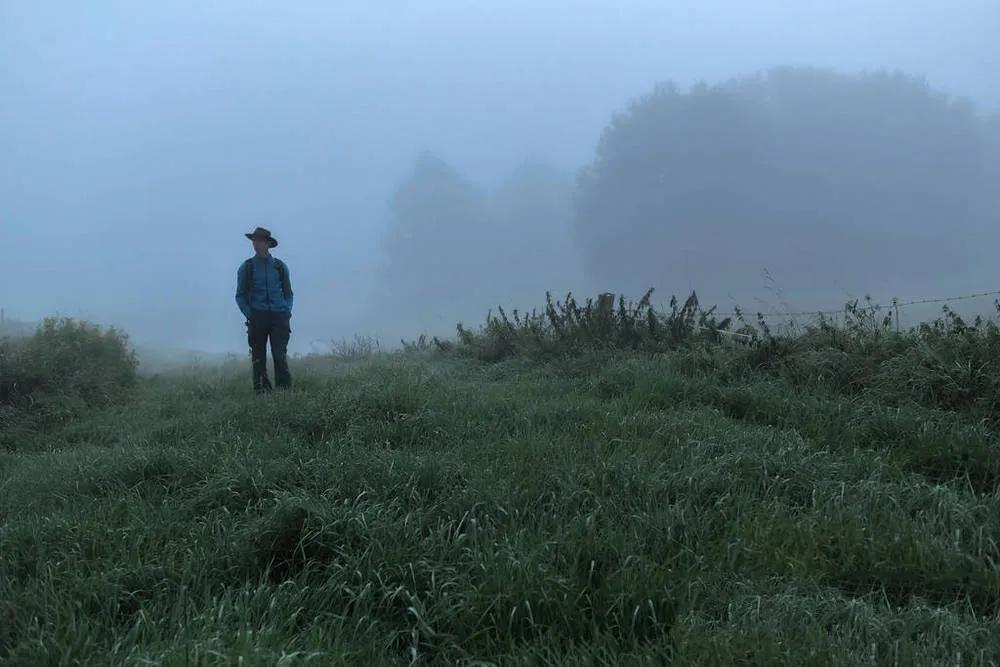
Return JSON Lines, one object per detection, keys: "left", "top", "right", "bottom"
{"left": 692, "top": 288, "right": 1000, "bottom": 342}
{"left": 713, "top": 288, "right": 1000, "bottom": 319}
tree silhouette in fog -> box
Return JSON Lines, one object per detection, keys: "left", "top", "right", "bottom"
{"left": 374, "top": 152, "right": 490, "bottom": 333}
{"left": 574, "top": 67, "right": 994, "bottom": 301}
{"left": 371, "top": 155, "right": 585, "bottom": 338}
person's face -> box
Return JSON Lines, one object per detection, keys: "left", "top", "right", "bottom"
{"left": 252, "top": 237, "right": 269, "bottom": 254}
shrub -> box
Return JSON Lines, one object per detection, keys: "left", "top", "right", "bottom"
{"left": 0, "top": 317, "right": 138, "bottom": 429}
{"left": 451, "top": 290, "right": 733, "bottom": 362}
{"left": 442, "top": 290, "right": 1000, "bottom": 420}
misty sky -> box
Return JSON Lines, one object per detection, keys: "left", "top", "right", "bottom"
{"left": 2, "top": 1, "right": 998, "bottom": 354}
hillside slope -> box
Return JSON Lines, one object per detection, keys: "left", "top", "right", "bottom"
{"left": 1, "top": 347, "right": 999, "bottom": 664}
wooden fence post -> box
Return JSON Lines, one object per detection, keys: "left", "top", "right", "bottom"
{"left": 597, "top": 293, "right": 615, "bottom": 320}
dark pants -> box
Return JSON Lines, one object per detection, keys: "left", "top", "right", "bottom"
{"left": 247, "top": 310, "right": 291, "bottom": 393}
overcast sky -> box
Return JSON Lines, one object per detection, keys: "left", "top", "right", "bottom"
{"left": 2, "top": 1, "right": 998, "bottom": 354}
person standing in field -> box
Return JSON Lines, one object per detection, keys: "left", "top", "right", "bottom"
{"left": 236, "top": 227, "right": 294, "bottom": 393}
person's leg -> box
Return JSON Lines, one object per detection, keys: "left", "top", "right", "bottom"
{"left": 271, "top": 311, "right": 292, "bottom": 389}
{"left": 249, "top": 311, "right": 273, "bottom": 393}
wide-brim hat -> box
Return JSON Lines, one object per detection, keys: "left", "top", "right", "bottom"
{"left": 245, "top": 227, "right": 278, "bottom": 248}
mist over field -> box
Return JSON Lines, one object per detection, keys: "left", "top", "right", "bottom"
{"left": 2, "top": 1, "right": 998, "bottom": 355}
{"left": 7, "top": 4, "right": 1000, "bottom": 662}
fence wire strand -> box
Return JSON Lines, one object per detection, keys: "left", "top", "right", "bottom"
{"left": 713, "top": 289, "right": 1000, "bottom": 319}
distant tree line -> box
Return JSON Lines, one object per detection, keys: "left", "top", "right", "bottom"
{"left": 574, "top": 67, "right": 1000, "bottom": 301}
{"left": 370, "top": 67, "right": 1000, "bottom": 334}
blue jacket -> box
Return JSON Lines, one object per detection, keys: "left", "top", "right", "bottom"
{"left": 236, "top": 255, "right": 294, "bottom": 319}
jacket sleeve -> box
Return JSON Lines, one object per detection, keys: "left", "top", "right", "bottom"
{"left": 282, "top": 262, "right": 294, "bottom": 312}
{"left": 235, "top": 263, "right": 251, "bottom": 319}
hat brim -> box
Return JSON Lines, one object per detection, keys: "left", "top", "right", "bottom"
{"left": 245, "top": 233, "right": 278, "bottom": 248}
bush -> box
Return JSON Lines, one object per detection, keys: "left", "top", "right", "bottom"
{"left": 451, "top": 289, "right": 733, "bottom": 362}
{"left": 0, "top": 317, "right": 138, "bottom": 428}
{"left": 443, "top": 290, "right": 1000, "bottom": 420}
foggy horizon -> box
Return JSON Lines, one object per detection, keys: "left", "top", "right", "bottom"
{"left": 3, "top": 1, "right": 999, "bottom": 358}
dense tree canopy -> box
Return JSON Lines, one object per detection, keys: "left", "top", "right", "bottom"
{"left": 574, "top": 68, "right": 996, "bottom": 303}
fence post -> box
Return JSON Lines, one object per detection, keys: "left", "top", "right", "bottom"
{"left": 597, "top": 293, "right": 615, "bottom": 320}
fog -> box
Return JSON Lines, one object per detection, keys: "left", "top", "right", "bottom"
{"left": 2, "top": 1, "right": 998, "bottom": 357}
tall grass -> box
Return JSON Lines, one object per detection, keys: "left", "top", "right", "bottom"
{"left": 1, "top": 295, "right": 999, "bottom": 664}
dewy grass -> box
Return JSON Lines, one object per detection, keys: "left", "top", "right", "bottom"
{"left": 2, "top": 298, "right": 1000, "bottom": 664}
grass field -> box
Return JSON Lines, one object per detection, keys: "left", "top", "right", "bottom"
{"left": 2, "top": 301, "right": 1000, "bottom": 664}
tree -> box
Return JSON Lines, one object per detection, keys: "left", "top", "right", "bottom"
{"left": 574, "top": 68, "right": 993, "bottom": 303}
{"left": 373, "top": 152, "right": 491, "bottom": 335}
{"left": 368, "top": 156, "right": 586, "bottom": 341}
